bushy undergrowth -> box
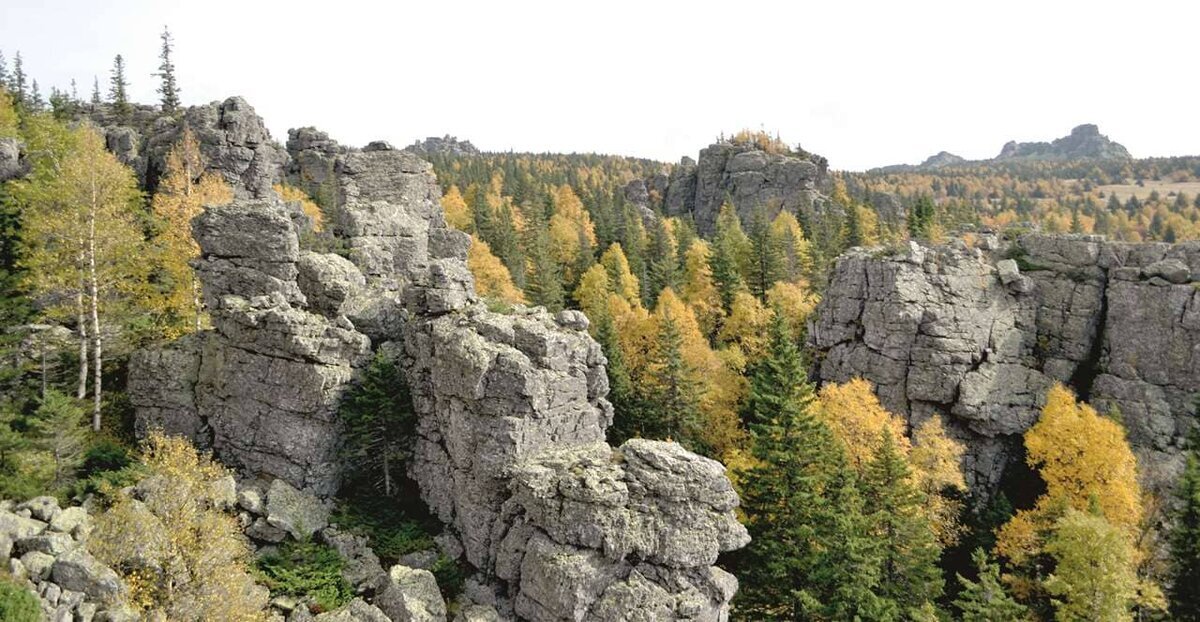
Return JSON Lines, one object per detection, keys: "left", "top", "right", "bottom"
{"left": 256, "top": 540, "right": 354, "bottom": 613}
{"left": 0, "top": 574, "right": 42, "bottom": 622}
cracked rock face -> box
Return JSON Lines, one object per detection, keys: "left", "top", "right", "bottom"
{"left": 666, "top": 141, "right": 826, "bottom": 236}
{"left": 131, "top": 130, "right": 748, "bottom": 620}
{"left": 88, "top": 96, "right": 287, "bottom": 198}
{"left": 809, "top": 234, "right": 1200, "bottom": 495}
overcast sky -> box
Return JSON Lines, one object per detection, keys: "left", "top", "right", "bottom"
{"left": 1, "top": 0, "right": 1196, "bottom": 171}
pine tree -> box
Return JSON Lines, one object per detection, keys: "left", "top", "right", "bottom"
{"left": 954, "top": 549, "right": 1029, "bottom": 622}
{"left": 339, "top": 351, "right": 415, "bottom": 496}
{"left": 155, "top": 27, "right": 181, "bottom": 113}
{"left": 109, "top": 55, "right": 130, "bottom": 116}
{"left": 0, "top": 52, "right": 8, "bottom": 88}
{"left": 90, "top": 76, "right": 101, "bottom": 105}
{"left": 845, "top": 203, "right": 866, "bottom": 247}
{"left": 861, "top": 430, "right": 945, "bottom": 614}
{"left": 1169, "top": 423, "right": 1200, "bottom": 621}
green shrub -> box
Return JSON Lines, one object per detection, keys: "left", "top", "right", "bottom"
{"left": 78, "top": 438, "right": 132, "bottom": 477}
{"left": 0, "top": 575, "right": 41, "bottom": 622}
{"left": 430, "top": 554, "right": 465, "bottom": 601}
{"left": 330, "top": 497, "right": 435, "bottom": 562}
{"left": 256, "top": 540, "right": 353, "bottom": 613}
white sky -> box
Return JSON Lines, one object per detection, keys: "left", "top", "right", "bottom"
{"left": 1, "top": 0, "right": 1196, "bottom": 171}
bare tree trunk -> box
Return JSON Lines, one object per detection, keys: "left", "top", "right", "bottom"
{"left": 41, "top": 340, "right": 48, "bottom": 400}
{"left": 383, "top": 452, "right": 392, "bottom": 497}
{"left": 88, "top": 172, "right": 102, "bottom": 432}
{"left": 76, "top": 291, "right": 87, "bottom": 400}
{"left": 192, "top": 273, "right": 202, "bottom": 332}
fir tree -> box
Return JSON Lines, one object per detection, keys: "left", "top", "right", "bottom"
{"left": 736, "top": 311, "right": 887, "bottom": 619}
{"left": 861, "top": 430, "right": 945, "bottom": 614}
{"left": 710, "top": 202, "right": 748, "bottom": 312}
{"left": 90, "top": 76, "right": 101, "bottom": 105}
{"left": 647, "top": 309, "right": 701, "bottom": 445}
{"left": 845, "top": 203, "right": 866, "bottom": 248}
{"left": 339, "top": 351, "right": 415, "bottom": 497}
{"left": 109, "top": 54, "right": 130, "bottom": 115}
{"left": 746, "top": 205, "right": 783, "bottom": 300}
{"left": 908, "top": 195, "right": 936, "bottom": 240}
{"left": 645, "top": 218, "right": 679, "bottom": 307}
{"left": 1169, "top": 423, "right": 1200, "bottom": 621}
{"left": 954, "top": 548, "right": 1028, "bottom": 622}
{"left": 155, "top": 26, "right": 181, "bottom": 113}
{"left": 0, "top": 52, "right": 8, "bottom": 88}
{"left": 11, "top": 52, "right": 26, "bottom": 108}
{"left": 27, "top": 80, "right": 44, "bottom": 112}
{"left": 522, "top": 204, "right": 564, "bottom": 312}
{"left": 31, "top": 390, "right": 87, "bottom": 486}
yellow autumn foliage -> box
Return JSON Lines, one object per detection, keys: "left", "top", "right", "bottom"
{"left": 600, "top": 243, "right": 641, "bottom": 304}
{"left": 718, "top": 292, "right": 771, "bottom": 360}
{"left": 997, "top": 383, "right": 1143, "bottom": 564}
{"left": 574, "top": 263, "right": 612, "bottom": 323}
{"left": 468, "top": 235, "right": 526, "bottom": 305}
{"left": 91, "top": 432, "right": 269, "bottom": 621}
{"left": 765, "top": 281, "right": 819, "bottom": 338}
{"left": 441, "top": 184, "right": 472, "bottom": 231}
{"left": 680, "top": 240, "right": 723, "bottom": 338}
{"left": 273, "top": 183, "right": 322, "bottom": 232}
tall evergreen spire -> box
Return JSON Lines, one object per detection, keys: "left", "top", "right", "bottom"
{"left": 155, "top": 26, "right": 181, "bottom": 113}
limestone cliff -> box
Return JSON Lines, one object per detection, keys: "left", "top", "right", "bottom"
{"left": 129, "top": 115, "right": 747, "bottom": 620}
{"left": 810, "top": 234, "right": 1200, "bottom": 498}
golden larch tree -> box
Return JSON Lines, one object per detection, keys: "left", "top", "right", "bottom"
{"left": 467, "top": 235, "right": 526, "bottom": 305}
{"left": 151, "top": 126, "right": 232, "bottom": 337}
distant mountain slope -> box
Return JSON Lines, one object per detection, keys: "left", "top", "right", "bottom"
{"left": 878, "top": 124, "right": 1131, "bottom": 172}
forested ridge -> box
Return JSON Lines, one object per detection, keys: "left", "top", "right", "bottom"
{"left": 0, "top": 32, "right": 1199, "bottom": 622}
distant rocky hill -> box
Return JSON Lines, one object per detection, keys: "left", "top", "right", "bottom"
{"left": 878, "top": 123, "right": 1132, "bottom": 172}
{"left": 919, "top": 150, "right": 966, "bottom": 168}
{"left": 996, "top": 123, "right": 1130, "bottom": 161}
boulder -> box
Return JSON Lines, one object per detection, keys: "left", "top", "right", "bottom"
{"left": 51, "top": 549, "right": 122, "bottom": 599}
{"left": 17, "top": 496, "right": 61, "bottom": 522}
{"left": 313, "top": 598, "right": 391, "bottom": 622}
{"left": 49, "top": 507, "right": 91, "bottom": 537}
{"left": 266, "top": 479, "right": 331, "bottom": 540}
{"left": 375, "top": 565, "right": 447, "bottom": 622}
{"left": 0, "top": 510, "right": 47, "bottom": 540}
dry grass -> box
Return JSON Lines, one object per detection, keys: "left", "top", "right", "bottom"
{"left": 1087, "top": 180, "right": 1200, "bottom": 202}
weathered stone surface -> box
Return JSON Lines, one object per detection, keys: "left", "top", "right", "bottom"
{"left": 320, "top": 527, "right": 385, "bottom": 591}
{"left": 0, "top": 510, "right": 47, "bottom": 540}
{"left": 0, "top": 136, "right": 25, "bottom": 182}
{"left": 314, "top": 598, "right": 392, "bottom": 622}
{"left": 810, "top": 234, "right": 1200, "bottom": 495}
{"left": 18, "top": 496, "right": 61, "bottom": 522}
{"left": 51, "top": 549, "right": 122, "bottom": 599}
{"left": 266, "top": 479, "right": 330, "bottom": 540}
{"left": 49, "top": 506, "right": 91, "bottom": 537}
{"left": 88, "top": 97, "right": 287, "bottom": 197}
{"left": 375, "top": 565, "right": 447, "bottom": 622}
{"left": 674, "top": 141, "right": 826, "bottom": 235}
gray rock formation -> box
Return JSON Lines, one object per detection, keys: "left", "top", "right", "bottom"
{"left": 996, "top": 124, "right": 1131, "bottom": 161}
{"left": 665, "top": 141, "right": 828, "bottom": 235}
{"left": 810, "top": 234, "right": 1200, "bottom": 496}
{"left": 86, "top": 97, "right": 287, "bottom": 197}
{"left": 406, "top": 136, "right": 480, "bottom": 157}
{"left": 129, "top": 129, "right": 747, "bottom": 620}
{"left": 0, "top": 136, "right": 26, "bottom": 182}
{"left": 919, "top": 151, "right": 966, "bottom": 168}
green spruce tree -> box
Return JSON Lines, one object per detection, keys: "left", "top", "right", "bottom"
{"left": 31, "top": 390, "right": 87, "bottom": 487}
{"left": 908, "top": 195, "right": 936, "bottom": 240}
{"left": 861, "top": 430, "right": 944, "bottom": 615}
{"left": 522, "top": 203, "right": 564, "bottom": 312}
{"left": 109, "top": 54, "right": 130, "bottom": 116}
{"left": 710, "top": 202, "right": 748, "bottom": 312}
{"left": 155, "top": 26, "right": 181, "bottom": 113}
{"left": 645, "top": 218, "right": 679, "bottom": 307}
{"left": 339, "top": 350, "right": 415, "bottom": 497}
{"left": 954, "top": 548, "right": 1029, "bottom": 622}
{"left": 1169, "top": 421, "right": 1200, "bottom": 621}
{"left": 746, "top": 205, "right": 783, "bottom": 301}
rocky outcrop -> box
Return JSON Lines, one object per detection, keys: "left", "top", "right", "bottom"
{"left": 0, "top": 136, "right": 25, "bottom": 182}
{"left": 130, "top": 130, "right": 747, "bottom": 620}
{"left": 996, "top": 124, "right": 1131, "bottom": 161}
{"left": 664, "top": 141, "right": 828, "bottom": 235}
{"left": 87, "top": 97, "right": 288, "bottom": 197}
{"left": 810, "top": 234, "right": 1200, "bottom": 496}
{"left": 919, "top": 151, "right": 966, "bottom": 168}
{"left": 406, "top": 136, "right": 480, "bottom": 157}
